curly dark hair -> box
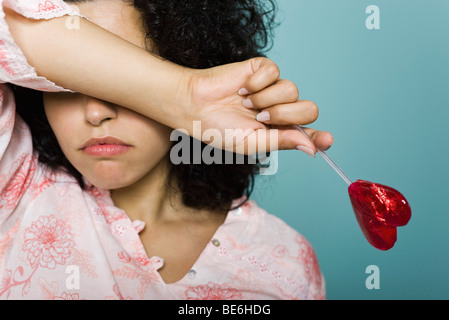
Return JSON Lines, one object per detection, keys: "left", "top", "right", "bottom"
{"left": 13, "top": 0, "right": 278, "bottom": 212}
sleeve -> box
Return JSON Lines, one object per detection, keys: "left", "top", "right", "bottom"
{"left": 240, "top": 202, "right": 326, "bottom": 300}
{"left": 259, "top": 209, "right": 326, "bottom": 300}
{"left": 0, "top": 0, "right": 82, "bottom": 224}
{"left": 292, "top": 233, "right": 326, "bottom": 300}
{"left": 0, "top": 0, "right": 82, "bottom": 91}
{"left": 270, "top": 221, "right": 326, "bottom": 300}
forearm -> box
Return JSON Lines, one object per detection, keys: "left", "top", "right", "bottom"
{"left": 4, "top": 7, "right": 190, "bottom": 128}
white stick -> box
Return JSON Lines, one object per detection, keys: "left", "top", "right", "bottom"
{"left": 294, "top": 125, "right": 353, "bottom": 186}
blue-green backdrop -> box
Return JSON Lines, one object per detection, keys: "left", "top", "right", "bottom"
{"left": 252, "top": 0, "right": 449, "bottom": 299}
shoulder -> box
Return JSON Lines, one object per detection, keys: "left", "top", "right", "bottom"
{"left": 237, "top": 200, "right": 317, "bottom": 257}
{"left": 217, "top": 199, "right": 326, "bottom": 300}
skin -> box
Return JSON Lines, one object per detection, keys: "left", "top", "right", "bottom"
{"left": 9, "top": 0, "right": 334, "bottom": 283}
{"left": 4, "top": 3, "right": 334, "bottom": 153}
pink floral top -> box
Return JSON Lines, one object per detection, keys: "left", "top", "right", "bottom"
{"left": 0, "top": 0, "right": 325, "bottom": 300}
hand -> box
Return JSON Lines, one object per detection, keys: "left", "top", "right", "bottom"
{"left": 185, "top": 57, "right": 334, "bottom": 156}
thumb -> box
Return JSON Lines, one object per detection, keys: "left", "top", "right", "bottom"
{"left": 276, "top": 128, "right": 318, "bottom": 156}
{"left": 239, "top": 128, "right": 317, "bottom": 156}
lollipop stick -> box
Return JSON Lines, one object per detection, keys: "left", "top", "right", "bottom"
{"left": 294, "top": 125, "right": 353, "bottom": 186}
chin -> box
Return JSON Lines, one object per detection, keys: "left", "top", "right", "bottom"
{"left": 91, "top": 180, "right": 130, "bottom": 191}
{"left": 78, "top": 160, "right": 144, "bottom": 190}
{"left": 84, "top": 172, "right": 141, "bottom": 191}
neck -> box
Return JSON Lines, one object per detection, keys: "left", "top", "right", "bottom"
{"left": 110, "top": 158, "right": 228, "bottom": 225}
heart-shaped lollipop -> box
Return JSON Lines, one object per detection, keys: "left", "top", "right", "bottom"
{"left": 348, "top": 179, "right": 411, "bottom": 250}
{"left": 295, "top": 126, "right": 412, "bottom": 250}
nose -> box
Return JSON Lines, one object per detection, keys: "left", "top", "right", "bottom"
{"left": 84, "top": 97, "right": 118, "bottom": 126}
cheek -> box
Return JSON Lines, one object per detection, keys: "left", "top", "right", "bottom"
{"left": 129, "top": 117, "right": 173, "bottom": 164}
{"left": 127, "top": 109, "right": 172, "bottom": 144}
{"left": 43, "top": 93, "right": 82, "bottom": 147}
{"left": 103, "top": 118, "right": 173, "bottom": 187}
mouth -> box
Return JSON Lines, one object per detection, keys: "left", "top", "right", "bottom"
{"left": 80, "top": 136, "right": 132, "bottom": 156}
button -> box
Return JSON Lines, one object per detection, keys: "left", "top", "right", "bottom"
{"left": 132, "top": 220, "right": 145, "bottom": 233}
{"left": 187, "top": 269, "right": 196, "bottom": 280}
{"left": 211, "top": 239, "right": 220, "bottom": 247}
{"left": 115, "top": 224, "right": 126, "bottom": 236}
{"left": 150, "top": 256, "right": 164, "bottom": 270}
{"left": 232, "top": 207, "right": 242, "bottom": 216}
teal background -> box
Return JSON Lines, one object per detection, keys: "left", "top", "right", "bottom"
{"left": 252, "top": 0, "right": 449, "bottom": 299}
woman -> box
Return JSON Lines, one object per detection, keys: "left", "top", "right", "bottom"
{"left": 0, "top": 0, "right": 332, "bottom": 299}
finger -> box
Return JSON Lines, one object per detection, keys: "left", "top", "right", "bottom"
{"left": 243, "top": 79, "right": 299, "bottom": 110}
{"left": 235, "top": 127, "right": 316, "bottom": 156}
{"left": 234, "top": 126, "right": 333, "bottom": 158}
{"left": 255, "top": 100, "right": 319, "bottom": 126}
{"left": 239, "top": 58, "right": 280, "bottom": 95}
{"left": 275, "top": 127, "right": 334, "bottom": 158}
{"left": 276, "top": 128, "right": 319, "bottom": 155}
{"left": 252, "top": 128, "right": 318, "bottom": 154}
{"left": 302, "top": 127, "right": 334, "bottom": 151}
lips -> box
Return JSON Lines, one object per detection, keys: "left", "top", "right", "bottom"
{"left": 80, "top": 137, "right": 132, "bottom": 156}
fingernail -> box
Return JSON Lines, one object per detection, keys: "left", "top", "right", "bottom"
{"left": 242, "top": 98, "right": 253, "bottom": 108}
{"left": 238, "top": 88, "right": 249, "bottom": 96}
{"left": 296, "top": 145, "right": 316, "bottom": 158}
{"left": 256, "top": 110, "right": 270, "bottom": 122}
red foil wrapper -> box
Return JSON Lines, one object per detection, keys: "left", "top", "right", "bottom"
{"left": 348, "top": 180, "right": 411, "bottom": 250}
